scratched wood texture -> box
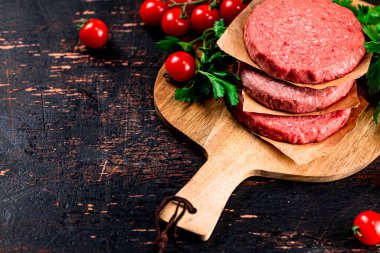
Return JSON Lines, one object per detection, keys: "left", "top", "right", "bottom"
{"left": 0, "top": 0, "right": 379, "bottom": 252}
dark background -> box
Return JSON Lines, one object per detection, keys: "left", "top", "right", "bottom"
{"left": 0, "top": 0, "right": 379, "bottom": 252}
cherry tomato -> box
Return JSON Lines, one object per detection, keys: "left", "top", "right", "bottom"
{"left": 161, "top": 8, "right": 191, "bottom": 37}
{"left": 167, "top": 0, "right": 196, "bottom": 12}
{"left": 79, "top": 19, "right": 109, "bottom": 48}
{"left": 139, "top": 0, "right": 169, "bottom": 26}
{"left": 220, "top": 0, "right": 248, "bottom": 25}
{"left": 352, "top": 210, "right": 380, "bottom": 246}
{"left": 165, "top": 52, "right": 196, "bottom": 82}
{"left": 191, "top": 5, "right": 220, "bottom": 33}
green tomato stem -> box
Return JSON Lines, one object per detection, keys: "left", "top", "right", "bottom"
{"left": 189, "top": 37, "right": 202, "bottom": 45}
{"left": 187, "top": 22, "right": 219, "bottom": 47}
{"left": 352, "top": 225, "right": 362, "bottom": 237}
{"left": 209, "top": 0, "right": 218, "bottom": 9}
{"left": 168, "top": 0, "right": 209, "bottom": 8}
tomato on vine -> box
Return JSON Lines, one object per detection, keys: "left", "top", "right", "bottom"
{"left": 220, "top": 0, "right": 247, "bottom": 25}
{"left": 191, "top": 4, "right": 220, "bottom": 33}
{"left": 165, "top": 52, "right": 196, "bottom": 82}
{"left": 79, "top": 18, "right": 109, "bottom": 48}
{"left": 161, "top": 7, "right": 191, "bottom": 37}
{"left": 140, "top": 0, "right": 169, "bottom": 26}
{"left": 352, "top": 210, "right": 380, "bottom": 246}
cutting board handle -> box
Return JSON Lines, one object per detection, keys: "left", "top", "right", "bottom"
{"left": 159, "top": 154, "right": 253, "bottom": 241}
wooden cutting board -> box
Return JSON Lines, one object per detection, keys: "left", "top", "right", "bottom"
{"left": 154, "top": 66, "right": 380, "bottom": 241}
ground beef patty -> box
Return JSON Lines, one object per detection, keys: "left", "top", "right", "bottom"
{"left": 244, "top": 0, "right": 366, "bottom": 84}
{"left": 240, "top": 64, "right": 355, "bottom": 113}
{"left": 231, "top": 93, "right": 351, "bottom": 144}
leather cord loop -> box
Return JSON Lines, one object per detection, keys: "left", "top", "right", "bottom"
{"left": 155, "top": 196, "right": 197, "bottom": 253}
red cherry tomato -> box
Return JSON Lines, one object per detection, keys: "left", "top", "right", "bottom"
{"left": 352, "top": 210, "right": 380, "bottom": 246}
{"left": 165, "top": 52, "right": 196, "bottom": 82}
{"left": 167, "top": 0, "right": 196, "bottom": 12}
{"left": 79, "top": 19, "right": 109, "bottom": 48}
{"left": 191, "top": 5, "right": 220, "bottom": 33}
{"left": 139, "top": 0, "right": 169, "bottom": 26}
{"left": 161, "top": 8, "right": 191, "bottom": 37}
{"left": 220, "top": 0, "right": 247, "bottom": 25}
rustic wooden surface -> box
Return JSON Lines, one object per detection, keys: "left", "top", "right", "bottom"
{"left": 0, "top": 0, "right": 379, "bottom": 252}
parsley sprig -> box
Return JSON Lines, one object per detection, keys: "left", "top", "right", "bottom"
{"left": 156, "top": 20, "right": 239, "bottom": 106}
{"left": 333, "top": 0, "right": 380, "bottom": 123}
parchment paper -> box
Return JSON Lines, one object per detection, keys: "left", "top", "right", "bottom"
{"left": 252, "top": 97, "right": 369, "bottom": 165}
{"left": 242, "top": 83, "right": 360, "bottom": 116}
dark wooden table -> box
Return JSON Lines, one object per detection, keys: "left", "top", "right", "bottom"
{"left": 0, "top": 0, "right": 379, "bottom": 252}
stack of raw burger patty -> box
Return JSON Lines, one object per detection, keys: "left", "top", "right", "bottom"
{"left": 231, "top": 0, "right": 366, "bottom": 144}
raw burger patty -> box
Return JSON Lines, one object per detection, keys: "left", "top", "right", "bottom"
{"left": 231, "top": 93, "right": 351, "bottom": 144}
{"left": 244, "top": 0, "right": 366, "bottom": 84}
{"left": 240, "top": 64, "right": 355, "bottom": 113}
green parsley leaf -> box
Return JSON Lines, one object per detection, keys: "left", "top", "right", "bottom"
{"left": 367, "top": 54, "right": 380, "bottom": 94}
{"left": 357, "top": 5, "right": 380, "bottom": 24}
{"left": 207, "top": 51, "right": 224, "bottom": 63}
{"left": 199, "top": 71, "right": 226, "bottom": 99}
{"left": 175, "top": 84, "right": 200, "bottom": 102}
{"left": 364, "top": 41, "right": 380, "bottom": 52}
{"left": 177, "top": 42, "right": 193, "bottom": 52}
{"left": 211, "top": 81, "right": 226, "bottom": 99}
{"left": 332, "top": 0, "right": 358, "bottom": 15}
{"left": 175, "top": 79, "right": 211, "bottom": 102}
{"left": 357, "top": 5, "right": 371, "bottom": 23}
{"left": 362, "top": 25, "right": 380, "bottom": 42}
{"left": 223, "top": 81, "right": 239, "bottom": 106}
{"left": 156, "top": 36, "right": 193, "bottom": 53}
{"left": 198, "top": 70, "right": 239, "bottom": 106}
{"left": 156, "top": 36, "right": 181, "bottom": 52}
{"left": 213, "top": 19, "right": 226, "bottom": 39}
{"left": 374, "top": 102, "right": 380, "bottom": 124}
{"left": 212, "top": 71, "right": 240, "bottom": 83}
{"left": 332, "top": 0, "right": 352, "bottom": 6}
{"left": 198, "top": 47, "right": 211, "bottom": 64}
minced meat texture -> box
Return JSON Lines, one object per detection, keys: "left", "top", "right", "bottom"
{"left": 244, "top": 0, "right": 365, "bottom": 84}
{"left": 240, "top": 64, "right": 354, "bottom": 113}
{"left": 231, "top": 92, "right": 351, "bottom": 144}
